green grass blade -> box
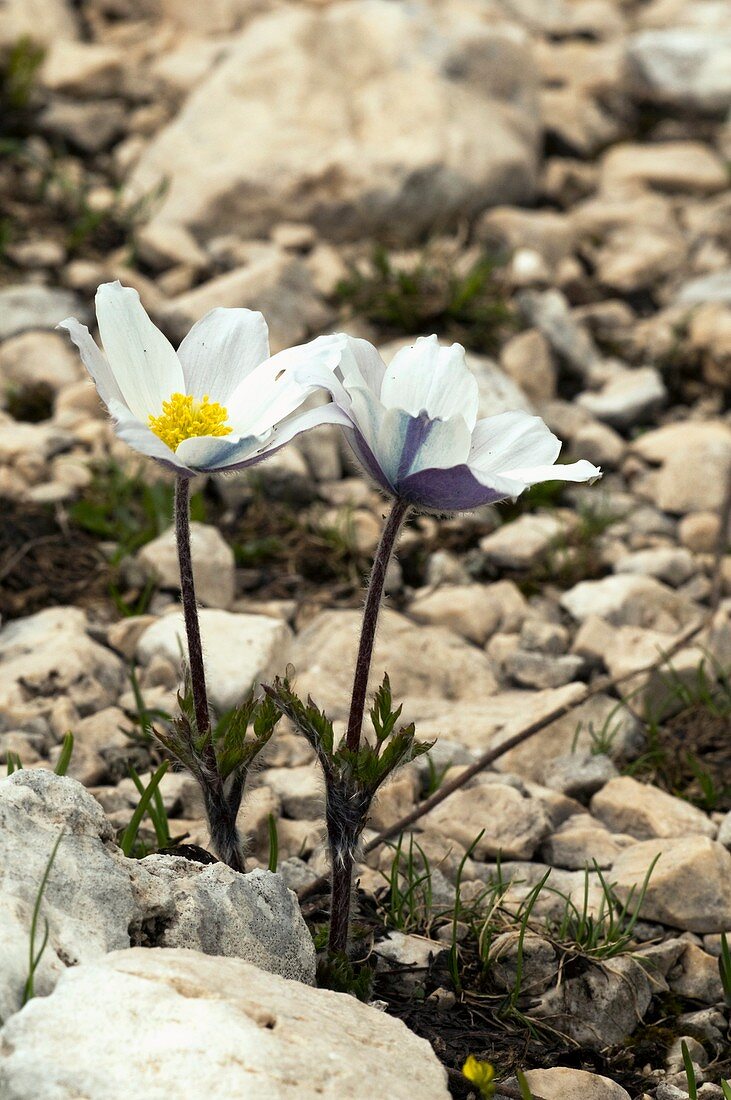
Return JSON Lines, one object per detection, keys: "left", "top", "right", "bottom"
{"left": 719, "top": 932, "right": 731, "bottom": 1008}
{"left": 120, "top": 761, "right": 170, "bottom": 857}
{"left": 516, "top": 1070, "right": 535, "bottom": 1100}
{"left": 22, "top": 830, "right": 64, "bottom": 1004}
{"left": 53, "top": 732, "right": 74, "bottom": 776}
{"left": 267, "top": 813, "right": 279, "bottom": 873}
{"left": 681, "top": 1040, "right": 698, "bottom": 1100}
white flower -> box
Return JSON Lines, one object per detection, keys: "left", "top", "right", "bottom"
{"left": 296, "top": 334, "right": 601, "bottom": 510}
{"left": 59, "top": 281, "right": 348, "bottom": 476}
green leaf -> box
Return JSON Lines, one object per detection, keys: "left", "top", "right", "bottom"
{"left": 265, "top": 679, "right": 334, "bottom": 758}
{"left": 369, "top": 674, "right": 402, "bottom": 744}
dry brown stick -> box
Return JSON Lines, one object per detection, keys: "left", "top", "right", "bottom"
{"left": 298, "top": 612, "right": 707, "bottom": 902}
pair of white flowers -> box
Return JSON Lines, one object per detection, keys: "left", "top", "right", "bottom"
{"left": 61, "top": 282, "right": 600, "bottom": 510}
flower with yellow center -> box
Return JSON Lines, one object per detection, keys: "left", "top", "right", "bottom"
{"left": 59, "top": 281, "right": 350, "bottom": 475}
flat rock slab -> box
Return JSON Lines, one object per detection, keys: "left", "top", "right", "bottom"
{"left": 0, "top": 948, "right": 451, "bottom": 1099}
{"left": 498, "top": 1067, "right": 630, "bottom": 1100}
{"left": 291, "top": 608, "right": 498, "bottom": 720}
{"left": 423, "top": 782, "right": 551, "bottom": 861}
{"left": 136, "top": 610, "right": 292, "bottom": 712}
{"left": 0, "top": 286, "right": 86, "bottom": 341}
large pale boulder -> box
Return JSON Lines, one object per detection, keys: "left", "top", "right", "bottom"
{"left": 0, "top": 286, "right": 87, "bottom": 342}
{"left": 0, "top": 948, "right": 451, "bottom": 1099}
{"left": 0, "top": 772, "right": 317, "bottom": 1024}
{"left": 411, "top": 688, "right": 641, "bottom": 777}
{"left": 0, "top": 0, "right": 78, "bottom": 47}
{"left": 532, "top": 955, "right": 653, "bottom": 1048}
{"left": 126, "top": 0, "right": 539, "bottom": 243}
{"left": 631, "top": 420, "right": 731, "bottom": 514}
{"left": 0, "top": 770, "right": 137, "bottom": 1025}
{"left": 408, "top": 580, "right": 530, "bottom": 644}
{"left": 0, "top": 607, "right": 124, "bottom": 718}
{"left": 423, "top": 781, "right": 551, "bottom": 860}
{"left": 560, "top": 574, "right": 698, "bottom": 632}
{"left": 133, "top": 856, "right": 316, "bottom": 983}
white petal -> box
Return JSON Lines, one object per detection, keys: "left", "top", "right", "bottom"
{"left": 177, "top": 308, "right": 270, "bottom": 405}
{"left": 110, "top": 403, "right": 184, "bottom": 470}
{"left": 501, "top": 460, "right": 602, "bottom": 486}
{"left": 262, "top": 401, "right": 353, "bottom": 454}
{"left": 338, "top": 335, "right": 387, "bottom": 396}
{"left": 381, "top": 336, "right": 479, "bottom": 429}
{"left": 57, "top": 317, "right": 126, "bottom": 409}
{"left": 174, "top": 433, "right": 261, "bottom": 472}
{"left": 407, "top": 414, "right": 473, "bottom": 476}
{"left": 95, "top": 281, "right": 184, "bottom": 421}
{"left": 227, "top": 334, "right": 345, "bottom": 435}
{"left": 469, "top": 411, "right": 561, "bottom": 474}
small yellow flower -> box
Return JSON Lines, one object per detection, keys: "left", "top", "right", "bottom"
{"left": 462, "top": 1055, "right": 495, "bottom": 1098}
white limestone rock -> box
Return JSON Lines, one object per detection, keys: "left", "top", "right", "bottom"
{"left": 134, "top": 856, "right": 316, "bottom": 984}
{"left": 0, "top": 948, "right": 451, "bottom": 1099}
{"left": 137, "top": 523, "right": 236, "bottom": 609}
{"left": 136, "top": 610, "right": 293, "bottom": 712}
{"left": 612, "top": 836, "right": 731, "bottom": 933}
{"left": 126, "top": 1, "right": 539, "bottom": 244}
{"left": 291, "top": 608, "right": 498, "bottom": 722}
{"left": 0, "top": 770, "right": 137, "bottom": 1025}
{"left": 591, "top": 776, "right": 717, "bottom": 840}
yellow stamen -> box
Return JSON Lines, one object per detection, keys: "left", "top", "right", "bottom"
{"left": 148, "top": 393, "right": 232, "bottom": 452}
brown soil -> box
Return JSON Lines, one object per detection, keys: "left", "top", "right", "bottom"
{"left": 0, "top": 499, "right": 112, "bottom": 619}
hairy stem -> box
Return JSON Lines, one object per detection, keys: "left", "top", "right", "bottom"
{"left": 328, "top": 497, "right": 408, "bottom": 953}
{"left": 203, "top": 787, "right": 246, "bottom": 874}
{"left": 328, "top": 845, "right": 355, "bottom": 955}
{"left": 345, "top": 497, "right": 409, "bottom": 752}
{"left": 175, "top": 475, "right": 211, "bottom": 739}
{"left": 326, "top": 794, "right": 359, "bottom": 955}
{"left": 175, "top": 476, "right": 245, "bottom": 871}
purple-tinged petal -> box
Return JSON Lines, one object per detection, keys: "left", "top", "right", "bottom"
{"left": 344, "top": 427, "right": 394, "bottom": 495}
{"left": 398, "top": 464, "right": 514, "bottom": 511}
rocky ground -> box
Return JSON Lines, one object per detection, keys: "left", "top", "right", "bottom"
{"left": 0, "top": 0, "right": 730, "bottom": 1097}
